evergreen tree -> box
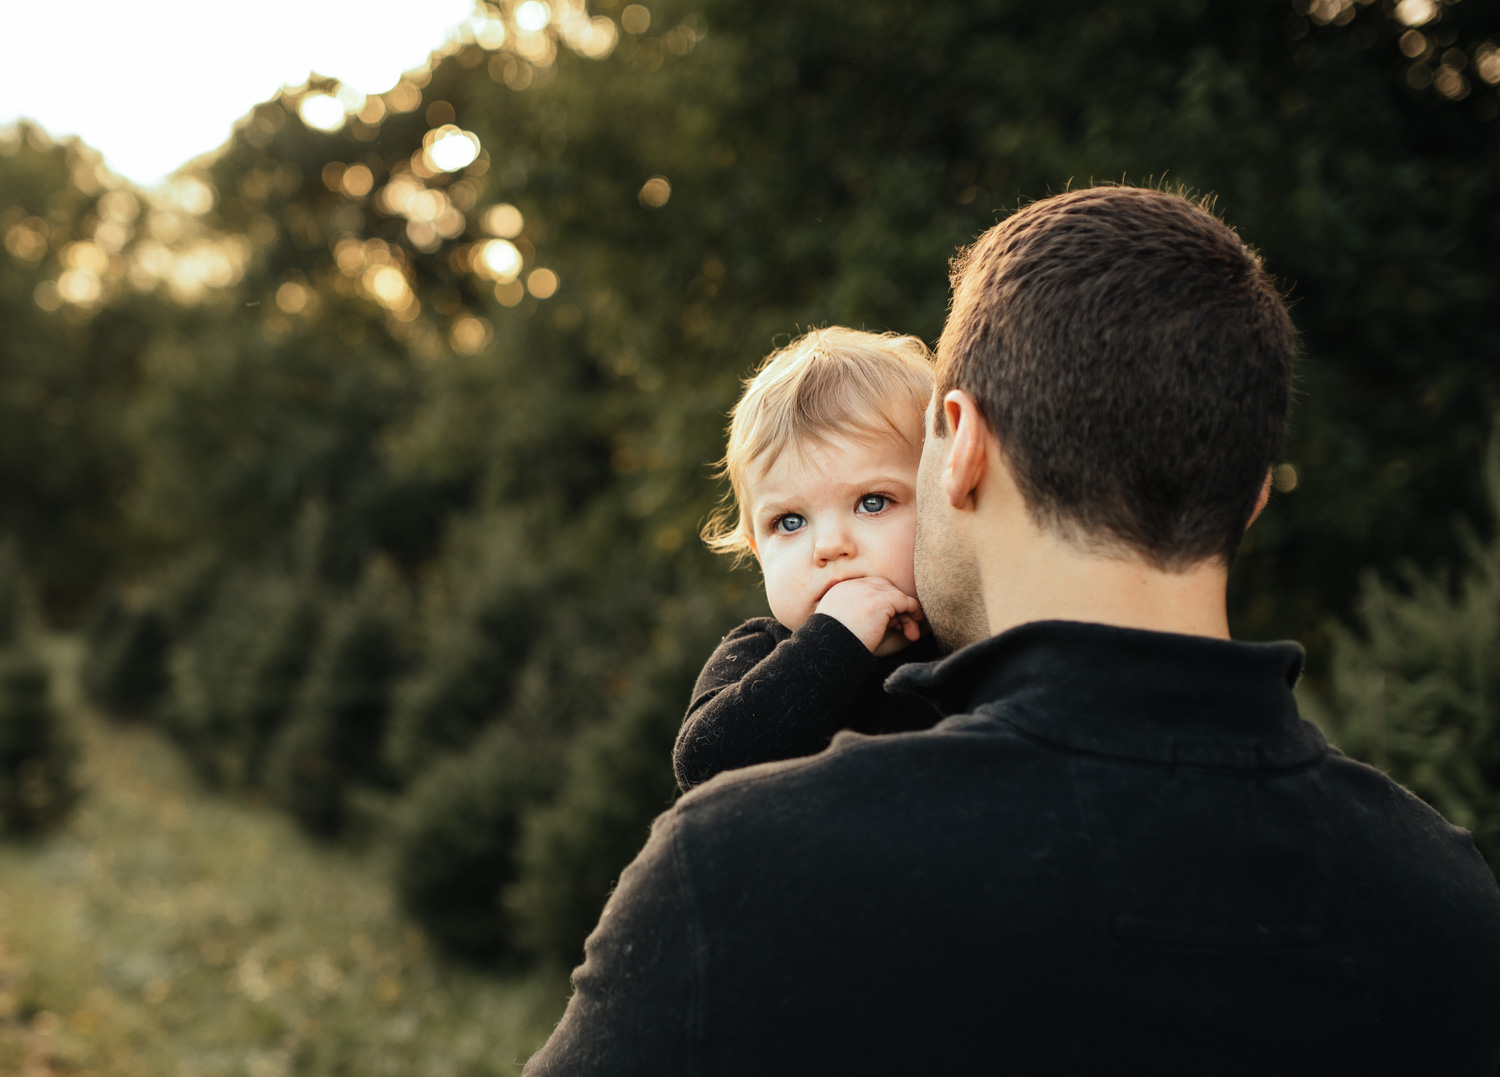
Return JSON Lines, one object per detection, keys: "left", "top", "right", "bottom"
{"left": 1306, "top": 429, "right": 1500, "bottom": 870}
{"left": 0, "top": 543, "right": 22, "bottom": 648}
{"left": 156, "top": 570, "right": 282, "bottom": 786}
{"left": 0, "top": 545, "right": 76, "bottom": 836}
{"left": 508, "top": 615, "right": 707, "bottom": 966}
{"left": 79, "top": 600, "right": 170, "bottom": 720}
{"left": 231, "top": 579, "right": 324, "bottom": 786}
{"left": 383, "top": 569, "right": 542, "bottom": 779}
{"left": 266, "top": 572, "right": 405, "bottom": 836}
{"left": 392, "top": 722, "right": 559, "bottom": 962}
{"left": 0, "top": 125, "right": 161, "bottom": 611}
{"left": 0, "top": 653, "right": 77, "bottom": 836}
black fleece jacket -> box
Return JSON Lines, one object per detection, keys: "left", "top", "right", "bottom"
{"left": 525, "top": 620, "right": 1500, "bottom": 1076}
{"left": 673, "top": 613, "right": 945, "bottom": 791}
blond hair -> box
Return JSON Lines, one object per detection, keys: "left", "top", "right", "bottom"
{"left": 702, "top": 327, "right": 933, "bottom": 562}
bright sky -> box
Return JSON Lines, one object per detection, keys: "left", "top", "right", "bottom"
{"left": 0, "top": 0, "right": 478, "bottom": 188}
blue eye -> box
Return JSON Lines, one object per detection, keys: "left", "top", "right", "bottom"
{"left": 857, "top": 494, "right": 889, "bottom": 514}
{"left": 774, "top": 514, "right": 806, "bottom": 534}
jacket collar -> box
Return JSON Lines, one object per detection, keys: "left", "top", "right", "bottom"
{"left": 887, "top": 620, "right": 1324, "bottom": 770}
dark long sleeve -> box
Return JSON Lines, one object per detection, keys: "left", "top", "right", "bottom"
{"left": 674, "top": 614, "right": 942, "bottom": 791}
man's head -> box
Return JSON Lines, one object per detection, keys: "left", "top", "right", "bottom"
{"left": 703, "top": 326, "right": 932, "bottom": 565}
{"left": 916, "top": 186, "right": 1295, "bottom": 647}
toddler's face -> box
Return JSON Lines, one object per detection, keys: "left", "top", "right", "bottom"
{"left": 746, "top": 434, "right": 920, "bottom": 631}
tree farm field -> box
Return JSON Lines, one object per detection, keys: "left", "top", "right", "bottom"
{"left": 0, "top": 638, "right": 567, "bottom": 1077}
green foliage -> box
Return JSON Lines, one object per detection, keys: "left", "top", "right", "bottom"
{"left": 0, "top": 543, "right": 23, "bottom": 648}
{"left": 1308, "top": 431, "right": 1500, "bottom": 869}
{"left": 233, "top": 582, "right": 323, "bottom": 785}
{"left": 392, "top": 723, "right": 559, "bottom": 964}
{"left": 126, "top": 313, "right": 424, "bottom": 585}
{"left": 0, "top": 546, "right": 76, "bottom": 837}
{"left": 79, "top": 597, "right": 170, "bottom": 720}
{"left": 0, "top": 127, "right": 148, "bottom": 611}
{"left": 156, "top": 589, "right": 251, "bottom": 788}
{"left": 0, "top": 652, "right": 77, "bottom": 836}
{"left": 509, "top": 620, "right": 704, "bottom": 966}
{"left": 157, "top": 569, "right": 322, "bottom": 788}
{"left": 384, "top": 565, "right": 543, "bottom": 779}
{"left": 266, "top": 575, "right": 405, "bottom": 837}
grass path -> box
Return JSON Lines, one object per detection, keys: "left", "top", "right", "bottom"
{"left": 0, "top": 639, "right": 568, "bottom": 1076}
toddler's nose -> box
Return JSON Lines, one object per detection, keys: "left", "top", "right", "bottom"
{"left": 814, "top": 525, "right": 855, "bottom": 563}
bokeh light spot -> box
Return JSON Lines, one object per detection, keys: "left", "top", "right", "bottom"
{"left": 574, "top": 16, "right": 620, "bottom": 59}
{"left": 4, "top": 217, "right": 49, "bottom": 262}
{"left": 276, "top": 281, "right": 310, "bottom": 314}
{"left": 299, "top": 94, "right": 347, "bottom": 132}
{"left": 1433, "top": 66, "right": 1469, "bottom": 100}
{"left": 425, "top": 126, "right": 481, "bottom": 173}
{"left": 62, "top": 241, "right": 108, "bottom": 274}
{"left": 365, "top": 264, "right": 413, "bottom": 309}
{"left": 450, "top": 315, "right": 493, "bottom": 354}
{"left": 1395, "top": 0, "right": 1436, "bottom": 27}
{"left": 357, "top": 96, "right": 387, "bottom": 125}
{"left": 480, "top": 204, "right": 524, "bottom": 238}
{"left": 638, "top": 176, "right": 671, "bottom": 207}
{"left": 1399, "top": 30, "right": 1429, "bottom": 59}
{"left": 476, "top": 239, "right": 523, "bottom": 282}
{"left": 1479, "top": 45, "right": 1500, "bottom": 85}
{"left": 527, "top": 267, "right": 559, "bottom": 299}
{"left": 343, "top": 164, "right": 375, "bottom": 197}
{"left": 515, "top": 1, "right": 552, "bottom": 33}
{"left": 169, "top": 177, "right": 217, "bottom": 215}
{"left": 621, "top": 4, "right": 652, "bottom": 35}
{"left": 386, "top": 81, "right": 423, "bottom": 113}
{"left": 57, "top": 269, "right": 103, "bottom": 306}
{"left": 515, "top": 31, "right": 557, "bottom": 66}
{"left": 333, "top": 238, "right": 365, "bottom": 275}
{"left": 465, "top": 14, "right": 508, "bottom": 50}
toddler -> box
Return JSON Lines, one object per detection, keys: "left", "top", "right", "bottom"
{"left": 674, "top": 327, "right": 945, "bottom": 791}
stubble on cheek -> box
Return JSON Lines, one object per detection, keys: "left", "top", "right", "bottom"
{"left": 913, "top": 486, "right": 989, "bottom": 652}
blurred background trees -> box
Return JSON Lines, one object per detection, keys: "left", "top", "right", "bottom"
{"left": 3, "top": 0, "right": 1498, "bottom": 969}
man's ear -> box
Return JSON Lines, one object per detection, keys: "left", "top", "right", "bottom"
{"left": 1247, "top": 468, "right": 1273, "bottom": 529}
{"left": 942, "top": 390, "right": 989, "bottom": 509}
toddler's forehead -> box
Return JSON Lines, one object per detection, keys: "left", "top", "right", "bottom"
{"left": 746, "top": 431, "right": 919, "bottom": 494}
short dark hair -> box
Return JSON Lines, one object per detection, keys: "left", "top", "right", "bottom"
{"left": 934, "top": 185, "right": 1295, "bottom": 568}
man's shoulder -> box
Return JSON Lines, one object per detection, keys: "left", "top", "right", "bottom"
{"left": 670, "top": 711, "right": 1036, "bottom": 832}
{"left": 666, "top": 710, "right": 1500, "bottom": 900}
{"left": 1317, "top": 743, "right": 1497, "bottom": 872}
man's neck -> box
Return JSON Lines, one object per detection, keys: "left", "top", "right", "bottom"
{"left": 980, "top": 527, "right": 1232, "bottom": 641}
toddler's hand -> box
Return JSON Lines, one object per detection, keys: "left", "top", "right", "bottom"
{"left": 815, "top": 577, "right": 926, "bottom": 656}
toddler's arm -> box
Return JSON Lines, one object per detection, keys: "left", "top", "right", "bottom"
{"left": 673, "top": 615, "right": 880, "bottom": 791}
